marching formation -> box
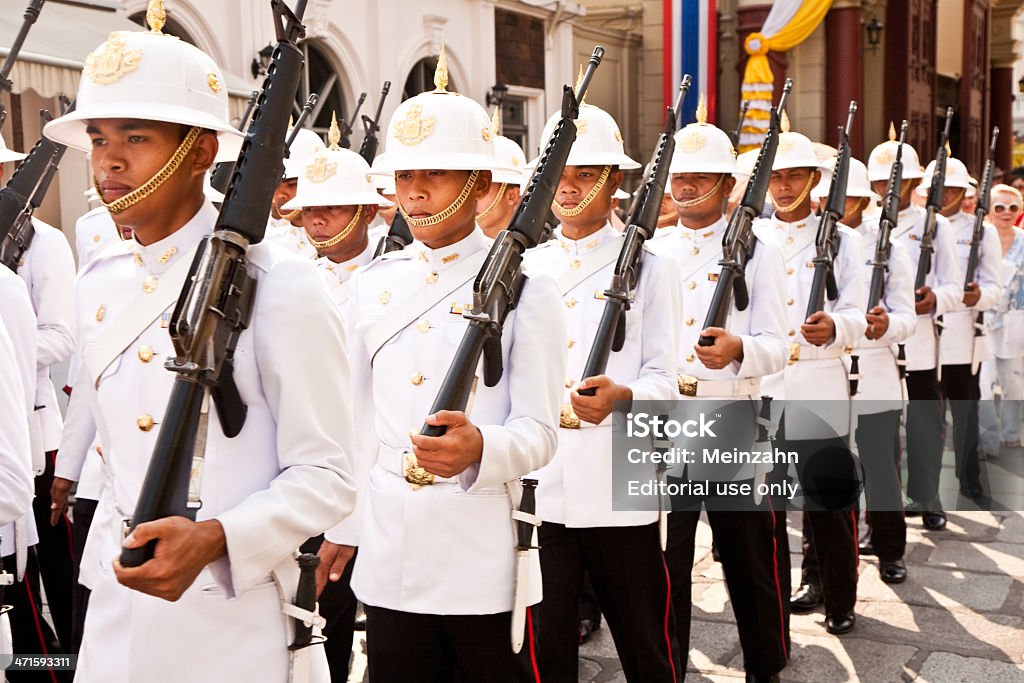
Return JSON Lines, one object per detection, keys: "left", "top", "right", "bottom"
{"left": 0, "top": 1, "right": 1016, "bottom": 682}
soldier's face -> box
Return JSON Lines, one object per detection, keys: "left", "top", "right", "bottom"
{"left": 377, "top": 191, "right": 397, "bottom": 225}
{"left": 657, "top": 193, "right": 677, "bottom": 228}
{"left": 555, "top": 165, "right": 622, "bottom": 230}
{"left": 273, "top": 178, "right": 299, "bottom": 220}
{"left": 768, "top": 168, "right": 818, "bottom": 212}
{"left": 395, "top": 169, "right": 491, "bottom": 248}
{"left": 671, "top": 172, "right": 734, "bottom": 225}
{"left": 303, "top": 203, "right": 375, "bottom": 260}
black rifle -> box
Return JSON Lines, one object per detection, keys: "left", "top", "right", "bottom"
{"left": 0, "top": 102, "right": 74, "bottom": 271}
{"left": 121, "top": 0, "right": 308, "bottom": 568}
{"left": 914, "top": 106, "right": 954, "bottom": 301}
{"left": 577, "top": 76, "right": 691, "bottom": 396}
{"left": 867, "top": 120, "right": 908, "bottom": 311}
{"left": 209, "top": 90, "right": 259, "bottom": 195}
{"left": 0, "top": 0, "right": 46, "bottom": 128}
{"left": 698, "top": 79, "right": 793, "bottom": 346}
{"left": 420, "top": 46, "right": 605, "bottom": 437}
{"left": 965, "top": 128, "right": 999, "bottom": 289}
{"left": 805, "top": 101, "right": 857, "bottom": 320}
{"left": 286, "top": 92, "right": 319, "bottom": 148}
{"left": 358, "top": 81, "right": 390, "bottom": 164}
{"left": 339, "top": 92, "right": 366, "bottom": 149}
{"left": 732, "top": 100, "right": 751, "bottom": 148}
{"left": 372, "top": 210, "right": 413, "bottom": 257}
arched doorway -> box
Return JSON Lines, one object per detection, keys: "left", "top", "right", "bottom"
{"left": 294, "top": 41, "right": 348, "bottom": 141}
{"left": 403, "top": 56, "right": 457, "bottom": 101}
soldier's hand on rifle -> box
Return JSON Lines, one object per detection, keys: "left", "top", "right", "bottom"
{"left": 114, "top": 518, "right": 227, "bottom": 602}
{"left": 915, "top": 286, "right": 937, "bottom": 315}
{"left": 50, "top": 476, "right": 73, "bottom": 527}
{"left": 865, "top": 306, "right": 890, "bottom": 340}
{"left": 570, "top": 375, "right": 632, "bottom": 425}
{"left": 315, "top": 541, "right": 356, "bottom": 597}
{"left": 963, "top": 282, "right": 981, "bottom": 307}
{"left": 801, "top": 311, "right": 836, "bottom": 346}
{"left": 412, "top": 411, "right": 483, "bottom": 478}
{"left": 694, "top": 327, "right": 744, "bottom": 369}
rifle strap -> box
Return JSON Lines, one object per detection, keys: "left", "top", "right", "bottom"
{"left": 84, "top": 245, "right": 198, "bottom": 387}
{"left": 365, "top": 251, "right": 487, "bottom": 364}
{"left": 556, "top": 238, "right": 623, "bottom": 295}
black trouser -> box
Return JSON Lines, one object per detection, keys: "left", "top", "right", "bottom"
{"left": 940, "top": 363, "right": 984, "bottom": 489}
{"left": 300, "top": 536, "right": 357, "bottom": 682}
{"left": 3, "top": 548, "right": 72, "bottom": 683}
{"left": 858, "top": 410, "right": 907, "bottom": 562}
{"left": 365, "top": 605, "right": 539, "bottom": 682}
{"left": 70, "top": 496, "right": 97, "bottom": 654}
{"left": 578, "top": 572, "right": 601, "bottom": 629}
{"left": 666, "top": 502, "right": 788, "bottom": 679}
{"left": 905, "top": 369, "right": 945, "bottom": 505}
{"left": 772, "top": 435, "right": 859, "bottom": 618}
{"left": 30, "top": 451, "right": 73, "bottom": 651}
{"left": 534, "top": 522, "right": 677, "bottom": 683}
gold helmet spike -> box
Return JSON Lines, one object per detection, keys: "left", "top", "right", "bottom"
{"left": 574, "top": 64, "right": 588, "bottom": 103}
{"left": 147, "top": 0, "right": 166, "bottom": 34}
{"left": 696, "top": 93, "right": 708, "bottom": 124}
{"left": 433, "top": 45, "right": 449, "bottom": 93}
{"left": 328, "top": 112, "right": 341, "bottom": 150}
{"left": 780, "top": 110, "right": 791, "bottom": 134}
{"left": 945, "top": 141, "right": 952, "bottom": 155}
{"left": 491, "top": 107, "right": 501, "bottom": 137}
{"left": 888, "top": 121, "right": 896, "bottom": 141}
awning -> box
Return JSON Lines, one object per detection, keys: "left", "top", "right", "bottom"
{"left": 0, "top": 2, "right": 252, "bottom": 101}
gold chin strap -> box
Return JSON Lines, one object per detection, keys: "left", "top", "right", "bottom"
{"left": 475, "top": 182, "right": 507, "bottom": 220}
{"left": 555, "top": 165, "right": 612, "bottom": 217}
{"left": 399, "top": 170, "right": 481, "bottom": 228}
{"left": 942, "top": 188, "right": 966, "bottom": 214}
{"left": 307, "top": 205, "right": 363, "bottom": 249}
{"left": 672, "top": 174, "right": 726, "bottom": 209}
{"left": 770, "top": 172, "right": 815, "bottom": 214}
{"left": 94, "top": 126, "right": 202, "bottom": 215}
{"left": 281, "top": 208, "right": 303, "bottom": 223}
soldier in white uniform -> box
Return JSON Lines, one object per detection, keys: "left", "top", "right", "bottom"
{"left": 265, "top": 126, "right": 324, "bottom": 258}
{"left": 475, "top": 109, "right": 527, "bottom": 239}
{"left": 866, "top": 133, "right": 961, "bottom": 531}
{"left": 917, "top": 156, "right": 1002, "bottom": 500}
{"left": 758, "top": 125, "right": 867, "bottom": 637}
{"left": 802, "top": 159, "right": 916, "bottom": 588}
{"left": 658, "top": 108, "right": 790, "bottom": 683}
{"left": 314, "top": 53, "right": 566, "bottom": 681}
{"left": 0, "top": 134, "right": 79, "bottom": 655}
{"left": 278, "top": 116, "right": 392, "bottom": 681}
{"left": 523, "top": 101, "right": 681, "bottom": 682}
{"left": 44, "top": 8, "right": 355, "bottom": 681}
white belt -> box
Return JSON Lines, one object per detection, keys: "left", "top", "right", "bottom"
{"left": 788, "top": 343, "right": 848, "bottom": 364}
{"left": 376, "top": 442, "right": 457, "bottom": 488}
{"left": 677, "top": 375, "right": 761, "bottom": 398}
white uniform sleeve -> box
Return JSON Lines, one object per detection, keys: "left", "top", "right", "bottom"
{"left": 931, "top": 217, "right": 963, "bottom": 317}
{"left": 0, "top": 272, "right": 37, "bottom": 411}
{"left": 54, "top": 364, "right": 97, "bottom": 483}
{"left": 736, "top": 237, "right": 788, "bottom": 377}
{"left": 624, "top": 251, "right": 681, "bottom": 402}
{"left": 826, "top": 227, "right": 868, "bottom": 349}
{"left": 25, "top": 224, "right": 77, "bottom": 369}
{"left": 878, "top": 239, "right": 917, "bottom": 344}
{"left": 0, "top": 325, "right": 32, "bottom": 526}
{"left": 970, "top": 223, "right": 1003, "bottom": 312}
{"left": 214, "top": 258, "right": 357, "bottom": 593}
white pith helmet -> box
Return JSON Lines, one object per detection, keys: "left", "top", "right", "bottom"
{"left": 915, "top": 155, "right": 973, "bottom": 196}
{"left": 371, "top": 47, "right": 513, "bottom": 175}
{"left": 669, "top": 94, "right": 736, "bottom": 175}
{"left": 532, "top": 102, "right": 640, "bottom": 170}
{"left": 811, "top": 158, "right": 878, "bottom": 201}
{"left": 282, "top": 115, "right": 393, "bottom": 210}
{"left": 43, "top": 1, "right": 241, "bottom": 152}
{"left": 867, "top": 123, "right": 924, "bottom": 182}
{"left": 283, "top": 127, "right": 326, "bottom": 179}
{"left": 0, "top": 133, "right": 25, "bottom": 163}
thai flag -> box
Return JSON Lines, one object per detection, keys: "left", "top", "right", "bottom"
{"left": 664, "top": 0, "right": 717, "bottom": 124}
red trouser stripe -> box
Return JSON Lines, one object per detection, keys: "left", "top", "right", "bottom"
{"left": 767, "top": 498, "right": 789, "bottom": 661}
{"left": 661, "top": 557, "right": 678, "bottom": 682}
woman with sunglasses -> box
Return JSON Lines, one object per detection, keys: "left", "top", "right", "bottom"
{"left": 980, "top": 184, "right": 1024, "bottom": 453}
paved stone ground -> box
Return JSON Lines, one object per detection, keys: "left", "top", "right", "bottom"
{"left": 347, "top": 447, "right": 1024, "bottom": 682}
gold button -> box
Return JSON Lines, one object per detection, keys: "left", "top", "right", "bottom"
{"left": 686, "top": 354, "right": 695, "bottom": 363}
{"left": 788, "top": 329, "right": 796, "bottom": 337}
{"left": 786, "top": 297, "right": 794, "bottom": 306}
{"left": 687, "top": 281, "right": 696, "bottom": 290}
{"left": 137, "top": 414, "right": 155, "bottom": 432}
{"left": 785, "top": 236, "right": 794, "bottom": 244}
{"left": 787, "top": 267, "right": 794, "bottom": 276}
{"left": 379, "top": 290, "right": 391, "bottom": 304}
{"left": 570, "top": 259, "right": 581, "bottom": 270}
{"left": 298, "top": 241, "right": 306, "bottom": 250}
{"left": 95, "top": 304, "right": 106, "bottom": 322}
{"left": 567, "top": 339, "right": 575, "bottom": 349}
{"left": 565, "top": 378, "right": 574, "bottom": 388}
{"left": 416, "top": 320, "right": 430, "bottom": 334}
{"left": 691, "top": 247, "right": 700, "bottom": 255}
{"left": 133, "top": 253, "right": 143, "bottom": 267}
{"left": 142, "top": 275, "right": 158, "bottom": 293}
{"left": 426, "top": 272, "right": 439, "bottom": 285}
{"left": 138, "top": 345, "right": 154, "bottom": 363}
{"left": 92, "top": 234, "right": 101, "bottom": 243}
{"left": 411, "top": 372, "right": 425, "bottom": 386}
{"left": 565, "top": 298, "right": 577, "bottom": 309}
{"left": 685, "top": 317, "right": 695, "bottom": 326}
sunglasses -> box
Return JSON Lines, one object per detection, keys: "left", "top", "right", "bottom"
{"left": 993, "top": 203, "right": 1022, "bottom": 214}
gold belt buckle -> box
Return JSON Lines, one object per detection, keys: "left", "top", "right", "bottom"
{"left": 403, "top": 451, "right": 435, "bottom": 490}
{"left": 788, "top": 343, "right": 801, "bottom": 365}
{"left": 677, "top": 374, "right": 699, "bottom": 397}
{"left": 559, "top": 404, "right": 581, "bottom": 429}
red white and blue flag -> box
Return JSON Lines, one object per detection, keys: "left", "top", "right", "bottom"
{"left": 663, "top": 0, "right": 717, "bottom": 124}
